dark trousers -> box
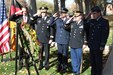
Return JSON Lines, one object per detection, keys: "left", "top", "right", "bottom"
{"left": 57, "top": 43, "right": 68, "bottom": 69}
{"left": 19, "top": 45, "right": 30, "bottom": 68}
{"left": 19, "top": 45, "right": 24, "bottom": 66}
{"left": 39, "top": 43, "right": 50, "bottom": 67}
{"left": 90, "top": 48, "right": 103, "bottom": 75}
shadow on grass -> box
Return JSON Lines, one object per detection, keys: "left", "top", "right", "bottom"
{"left": 81, "top": 49, "right": 111, "bottom": 74}
{"left": 49, "top": 48, "right": 91, "bottom": 74}
{"left": 81, "top": 52, "right": 90, "bottom": 73}
{"left": 0, "top": 46, "right": 111, "bottom": 75}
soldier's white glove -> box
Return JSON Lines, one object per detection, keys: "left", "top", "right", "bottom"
{"left": 53, "top": 12, "right": 59, "bottom": 17}
{"left": 49, "top": 39, "right": 53, "bottom": 44}
{"left": 50, "top": 42, "right": 55, "bottom": 48}
{"left": 15, "top": 10, "right": 23, "bottom": 15}
{"left": 33, "top": 10, "right": 41, "bottom": 17}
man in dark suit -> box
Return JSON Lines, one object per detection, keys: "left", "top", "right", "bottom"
{"left": 84, "top": 6, "right": 109, "bottom": 75}
{"left": 49, "top": 8, "right": 70, "bottom": 72}
{"left": 30, "top": 6, "right": 53, "bottom": 70}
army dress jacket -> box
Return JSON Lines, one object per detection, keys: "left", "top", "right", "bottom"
{"left": 84, "top": 17, "right": 109, "bottom": 50}
{"left": 49, "top": 17, "right": 70, "bottom": 44}
{"left": 30, "top": 16, "right": 52, "bottom": 43}
{"left": 69, "top": 21, "right": 84, "bottom": 48}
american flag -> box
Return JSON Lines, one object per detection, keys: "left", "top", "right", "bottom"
{"left": 0, "top": 0, "right": 10, "bottom": 54}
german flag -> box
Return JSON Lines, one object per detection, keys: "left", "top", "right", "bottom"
{"left": 9, "top": 0, "right": 22, "bottom": 15}
{"left": 9, "top": 0, "right": 22, "bottom": 51}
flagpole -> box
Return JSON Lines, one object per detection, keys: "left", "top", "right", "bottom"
{"left": 1, "top": 55, "right": 3, "bottom": 62}
{"left": 8, "top": 0, "right": 13, "bottom": 61}
{"left": 8, "top": 0, "right": 18, "bottom": 74}
{"left": 13, "top": 0, "right": 18, "bottom": 74}
{"left": 15, "top": 20, "right": 18, "bottom": 75}
{"left": 0, "top": 0, "right": 10, "bottom": 61}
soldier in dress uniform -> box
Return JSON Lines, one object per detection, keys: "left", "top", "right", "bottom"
{"left": 49, "top": 7, "right": 70, "bottom": 72}
{"left": 64, "top": 11, "right": 84, "bottom": 75}
{"left": 30, "top": 6, "right": 53, "bottom": 70}
{"left": 84, "top": 6, "right": 109, "bottom": 75}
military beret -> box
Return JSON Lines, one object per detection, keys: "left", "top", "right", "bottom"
{"left": 61, "top": 7, "right": 68, "bottom": 13}
{"left": 91, "top": 6, "right": 101, "bottom": 12}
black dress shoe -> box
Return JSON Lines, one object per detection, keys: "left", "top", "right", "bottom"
{"left": 73, "top": 72, "right": 80, "bottom": 75}
{"left": 60, "top": 67, "right": 66, "bottom": 73}
{"left": 39, "top": 64, "right": 43, "bottom": 70}
{"left": 39, "top": 66, "right": 43, "bottom": 70}
{"left": 19, "top": 65, "right": 23, "bottom": 70}
{"left": 60, "top": 64, "right": 67, "bottom": 73}
{"left": 56, "top": 65, "right": 62, "bottom": 72}
{"left": 75, "top": 73, "right": 80, "bottom": 75}
{"left": 19, "top": 62, "right": 23, "bottom": 70}
{"left": 45, "top": 66, "right": 49, "bottom": 70}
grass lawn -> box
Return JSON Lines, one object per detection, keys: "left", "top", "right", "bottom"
{"left": 0, "top": 47, "right": 91, "bottom": 75}
{"left": 0, "top": 28, "right": 112, "bottom": 75}
{"left": 0, "top": 16, "right": 112, "bottom": 75}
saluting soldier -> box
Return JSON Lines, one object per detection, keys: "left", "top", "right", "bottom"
{"left": 30, "top": 7, "right": 53, "bottom": 70}
{"left": 64, "top": 11, "right": 84, "bottom": 75}
{"left": 84, "top": 6, "right": 109, "bottom": 75}
{"left": 49, "top": 8, "right": 70, "bottom": 72}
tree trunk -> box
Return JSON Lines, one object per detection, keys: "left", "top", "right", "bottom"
{"left": 74, "top": 0, "right": 83, "bottom": 11}
{"left": 60, "top": 0, "right": 65, "bottom": 8}
{"left": 79, "top": 0, "right": 83, "bottom": 12}
{"left": 54, "top": 0, "right": 59, "bottom": 13}
{"left": 26, "top": 0, "right": 37, "bottom": 30}
{"left": 85, "top": 0, "right": 91, "bottom": 15}
{"left": 74, "top": 0, "right": 78, "bottom": 9}
{"left": 102, "top": 0, "right": 107, "bottom": 16}
{"left": 90, "top": 0, "right": 97, "bottom": 8}
{"left": 26, "top": 0, "right": 37, "bottom": 16}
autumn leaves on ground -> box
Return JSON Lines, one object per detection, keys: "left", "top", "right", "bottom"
{"left": 0, "top": 48, "right": 91, "bottom": 75}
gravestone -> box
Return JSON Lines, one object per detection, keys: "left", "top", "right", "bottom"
{"left": 103, "top": 34, "right": 113, "bottom": 75}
